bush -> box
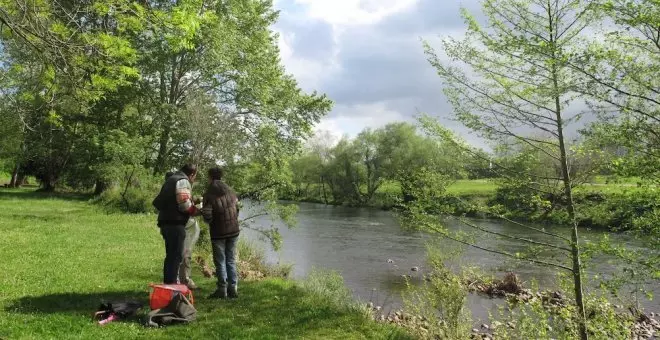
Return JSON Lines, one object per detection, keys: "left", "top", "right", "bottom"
{"left": 95, "top": 168, "right": 162, "bottom": 213}
{"left": 0, "top": 171, "right": 10, "bottom": 184}
{"left": 300, "top": 269, "right": 369, "bottom": 316}
{"left": 491, "top": 294, "right": 633, "bottom": 340}
{"left": 574, "top": 189, "right": 660, "bottom": 233}
{"left": 402, "top": 246, "right": 472, "bottom": 339}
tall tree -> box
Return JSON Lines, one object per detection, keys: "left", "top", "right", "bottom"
{"left": 137, "top": 0, "right": 330, "bottom": 173}
{"left": 421, "top": 0, "right": 596, "bottom": 338}
{"left": 0, "top": 0, "right": 331, "bottom": 191}
{"left": 0, "top": 0, "right": 143, "bottom": 190}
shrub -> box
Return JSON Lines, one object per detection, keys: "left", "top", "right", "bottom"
{"left": 491, "top": 294, "right": 634, "bottom": 340}
{"left": 300, "top": 269, "right": 369, "bottom": 316}
{"left": 402, "top": 247, "right": 472, "bottom": 339}
{"left": 94, "top": 168, "right": 162, "bottom": 213}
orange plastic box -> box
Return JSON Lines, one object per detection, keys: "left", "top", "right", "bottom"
{"left": 149, "top": 284, "right": 194, "bottom": 310}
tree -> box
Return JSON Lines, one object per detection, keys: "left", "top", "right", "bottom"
{"left": 179, "top": 91, "right": 245, "bottom": 167}
{"left": 376, "top": 122, "right": 466, "bottom": 203}
{"left": 286, "top": 123, "right": 470, "bottom": 205}
{"left": 421, "top": 1, "right": 597, "bottom": 338}
{"left": 571, "top": 0, "right": 659, "bottom": 182}
{"left": 0, "top": 0, "right": 331, "bottom": 192}
{"left": 571, "top": 0, "right": 660, "bottom": 301}
{"left": 136, "top": 0, "right": 331, "bottom": 173}
{"left": 0, "top": 0, "right": 143, "bottom": 190}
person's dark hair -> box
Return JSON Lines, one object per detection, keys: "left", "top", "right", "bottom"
{"left": 208, "top": 167, "right": 224, "bottom": 181}
{"left": 164, "top": 171, "right": 174, "bottom": 180}
{"left": 180, "top": 164, "right": 197, "bottom": 177}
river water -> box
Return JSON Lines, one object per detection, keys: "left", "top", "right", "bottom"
{"left": 242, "top": 202, "right": 658, "bottom": 324}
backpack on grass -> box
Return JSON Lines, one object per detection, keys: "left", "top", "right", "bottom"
{"left": 145, "top": 292, "right": 196, "bottom": 327}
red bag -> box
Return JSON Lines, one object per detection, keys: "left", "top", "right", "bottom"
{"left": 149, "top": 284, "right": 194, "bottom": 310}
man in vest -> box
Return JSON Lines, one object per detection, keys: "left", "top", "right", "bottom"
{"left": 153, "top": 164, "right": 199, "bottom": 284}
{"left": 164, "top": 171, "right": 201, "bottom": 290}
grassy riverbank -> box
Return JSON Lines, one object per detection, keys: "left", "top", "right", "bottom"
{"left": 284, "top": 178, "right": 659, "bottom": 231}
{"left": 0, "top": 188, "right": 411, "bottom": 340}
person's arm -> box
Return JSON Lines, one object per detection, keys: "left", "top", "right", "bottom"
{"left": 175, "top": 178, "right": 198, "bottom": 216}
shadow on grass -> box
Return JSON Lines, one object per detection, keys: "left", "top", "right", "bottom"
{"left": 5, "top": 290, "right": 148, "bottom": 315}
{"left": 0, "top": 188, "right": 93, "bottom": 202}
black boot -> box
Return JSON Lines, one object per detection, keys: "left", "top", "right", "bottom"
{"left": 228, "top": 285, "right": 238, "bottom": 299}
{"left": 208, "top": 285, "right": 227, "bottom": 299}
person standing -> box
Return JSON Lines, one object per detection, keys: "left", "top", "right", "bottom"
{"left": 179, "top": 217, "right": 200, "bottom": 289}
{"left": 152, "top": 164, "right": 199, "bottom": 284}
{"left": 201, "top": 167, "right": 241, "bottom": 299}
{"left": 164, "top": 171, "right": 201, "bottom": 290}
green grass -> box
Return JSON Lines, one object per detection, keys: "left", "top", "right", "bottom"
{"left": 0, "top": 188, "right": 411, "bottom": 340}
{"left": 446, "top": 179, "right": 497, "bottom": 196}
{"left": 377, "top": 179, "right": 498, "bottom": 197}
{"left": 444, "top": 178, "right": 649, "bottom": 196}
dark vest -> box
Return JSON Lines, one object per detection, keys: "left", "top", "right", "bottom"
{"left": 153, "top": 171, "right": 190, "bottom": 225}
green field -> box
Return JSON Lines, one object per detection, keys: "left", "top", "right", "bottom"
{"left": 0, "top": 189, "right": 410, "bottom": 340}
{"left": 446, "top": 180, "right": 498, "bottom": 196}
{"left": 376, "top": 178, "right": 646, "bottom": 197}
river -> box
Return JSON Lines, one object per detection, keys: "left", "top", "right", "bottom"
{"left": 242, "top": 202, "right": 658, "bottom": 324}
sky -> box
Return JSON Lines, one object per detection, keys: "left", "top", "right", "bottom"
{"left": 272, "top": 0, "right": 484, "bottom": 143}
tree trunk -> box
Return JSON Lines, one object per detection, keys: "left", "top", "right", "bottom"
{"left": 154, "top": 124, "right": 171, "bottom": 174}
{"left": 321, "top": 176, "right": 328, "bottom": 204}
{"left": 94, "top": 179, "right": 110, "bottom": 195}
{"left": 40, "top": 176, "right": 56, "bottom": 192}
{"left": 17, "top": 173, "right": 27, "bottom": 186}
{"left": 552, "top": 62, "right": 588, "bottom": 340}
{"left": 557, "top": 117, "right": 588, "bottom": 340}
{"left": 547, "top": 5, "right": 587, "bottom": 337}
{"left": 9, "top": 164, "right": 19, "bottom": 187}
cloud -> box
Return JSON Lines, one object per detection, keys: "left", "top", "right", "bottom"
{"left": 292, "top": 0, "right": 419, "bottom": 26}
{"left": 275, "top": 0, "right": 486, "bottom": 145}
{"left": 314, "top": 101, "right": 408, "bottom": 140}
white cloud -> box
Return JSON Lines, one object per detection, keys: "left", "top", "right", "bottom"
{"left": 273, "top": 0, "right": 486, "bottom": 145}
{"left": 314, "top": 102, "right": 408, "bottom": 140}
{"left": 277, "top": 32, "right": 330, "bottom": 90}
{"left": 293, "top": 0, "right": 419, "bottom": 26}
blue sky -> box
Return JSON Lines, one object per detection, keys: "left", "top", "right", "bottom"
{"left": 272, "top": 0, "right": 483, "bottom": 142}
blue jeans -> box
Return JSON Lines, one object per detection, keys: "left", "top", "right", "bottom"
{"left": 211, "top": 236, "right": 238, "bottom": 288}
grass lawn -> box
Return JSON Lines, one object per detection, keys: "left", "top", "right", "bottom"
{"left": 0, "top": 189, "right": 411, "bottom": 340}
{"left": 446, "top": 179, "right": 497, "bottom": 196}
{"left": 370, "top": 179, "right": 497, "bottom": 197}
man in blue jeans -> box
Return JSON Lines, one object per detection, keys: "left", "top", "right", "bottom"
{"left": 201, "top": 167, "right": 241, "bottom": 299}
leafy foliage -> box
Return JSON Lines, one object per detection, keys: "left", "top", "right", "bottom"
{"left": 0, "top": 0, "right": 331, "bottom": 196}
{"left": 285, "top": 122, "right": 470, "bottom": 206}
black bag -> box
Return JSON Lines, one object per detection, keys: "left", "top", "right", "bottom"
{"left": 145, "top": 292, "right": 196, "bottom": 327}
{"left": 94, "top": 300, "right": 143, "bottom": 324}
